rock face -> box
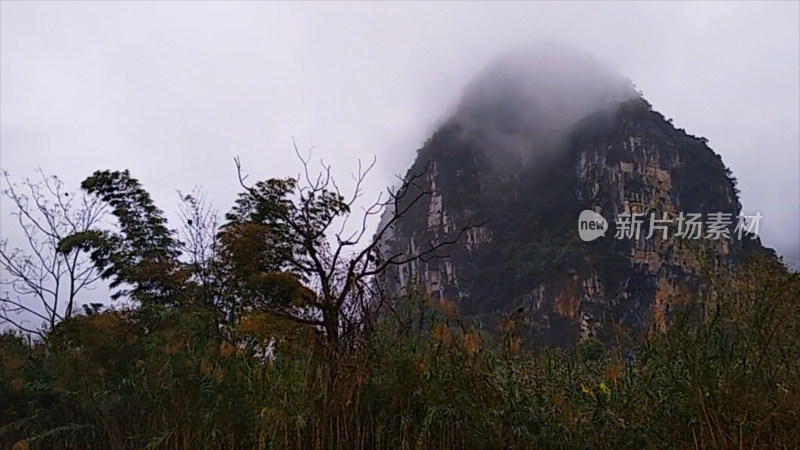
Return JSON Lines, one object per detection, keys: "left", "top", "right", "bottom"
{"left": 377, "top": 46, "right": 765, "bottom": 346}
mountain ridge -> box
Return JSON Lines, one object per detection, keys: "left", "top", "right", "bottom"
{"left": 377, "top": 51, "right": 773, "bottom": 345}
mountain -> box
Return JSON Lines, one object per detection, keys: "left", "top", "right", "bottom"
{"left": 377, "top": 45, "right": 769, "bottom": 346}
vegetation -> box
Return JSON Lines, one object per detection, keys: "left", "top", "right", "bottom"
{"left": 1, "top": 162, "right": 798, "bottom": 449}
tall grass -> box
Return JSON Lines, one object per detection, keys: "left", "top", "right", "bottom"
{"left": 2, "top": 255, "right": 798, "bottom": 449}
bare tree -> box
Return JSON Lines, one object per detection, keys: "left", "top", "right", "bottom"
{"left": 0, "top": 170, "right": 107, "bottom": 336}
{"left": 176, "top": 187, "right": 225, "bottom": 308}
{"left": 232, "top": 145, "right": 475, "bottom": 347}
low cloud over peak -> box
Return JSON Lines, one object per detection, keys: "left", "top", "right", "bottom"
{"left": 453, "top": 43, "right": 639, "bottom": 155}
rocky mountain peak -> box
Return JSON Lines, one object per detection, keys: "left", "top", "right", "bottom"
{"left": 378, "top": 47, "right": 768, "bottom": 346}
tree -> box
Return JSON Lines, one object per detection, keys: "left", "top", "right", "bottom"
{"left": 226, "top": 146, "right": 475, "bottom": 347}
{"left": 176, "top": 187, "right": 225, "bottom": 309}
{"left": 57, "top": 170, "right": 186, "bottom": 306}
{"left": 53, "top": 150, "right": 474, "bottom": 349}
{"left": 0, "top": 170, "right": 107, "bottom": 336}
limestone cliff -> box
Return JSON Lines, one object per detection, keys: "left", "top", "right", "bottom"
{"left": 377, "top": 46, "right": 768, "bottom": 346}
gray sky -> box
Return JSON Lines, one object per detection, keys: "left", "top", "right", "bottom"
{"left": 2, "top": 1, "right": 799, "bottom": 268}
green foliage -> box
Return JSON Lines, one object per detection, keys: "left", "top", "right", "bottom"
{"left": 2, "top": 254, "right": 798, "bottom": 449}
{"left": 4, "top": 166, "right": 799, "bottom": 449}
{"left": 222, "top": 176, "right": 350, "bottom": 276}
{"left": 58, "top": 170, "right": 183, "bottom": 305}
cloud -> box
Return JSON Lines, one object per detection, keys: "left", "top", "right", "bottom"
{"left": 0, "top": 1, "right": 797, "bottom": 270}
{"left": 452, "top": 42, "right": 639, "bottom": 160}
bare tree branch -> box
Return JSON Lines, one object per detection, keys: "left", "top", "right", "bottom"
{"left": 231, "top": 152, "right": 473, "bottom": 347}
{"left": 0, "top": 170, "right": 108, "bottom": 335}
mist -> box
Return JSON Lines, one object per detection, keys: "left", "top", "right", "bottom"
{"left": 453, "top": 43, "right": 639, "bottom": 160}
{"left": 1, "top": 1, "right": 798, "bottom": 270}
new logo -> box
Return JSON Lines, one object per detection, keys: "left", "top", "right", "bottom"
{"left": 578, "top": 210, "right": 608, "bottom": 242}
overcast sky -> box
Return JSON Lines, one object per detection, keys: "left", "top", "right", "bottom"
{"left": 2, "top": 1, "right": 799, "bottom": 268}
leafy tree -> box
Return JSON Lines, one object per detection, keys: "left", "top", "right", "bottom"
{"left": 57, "top": 170, "right": 185, "bottom": 306}
{"left": 224, "top": 149, "right": 472, "bottom": 346}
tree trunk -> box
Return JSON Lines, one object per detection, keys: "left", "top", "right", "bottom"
{"left": 324, "top": 307, "right": 339, "bottom": 346}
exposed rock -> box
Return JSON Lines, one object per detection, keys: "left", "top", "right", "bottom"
{"left": 377, "top": 46, "right": 769, "bottom": 346}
